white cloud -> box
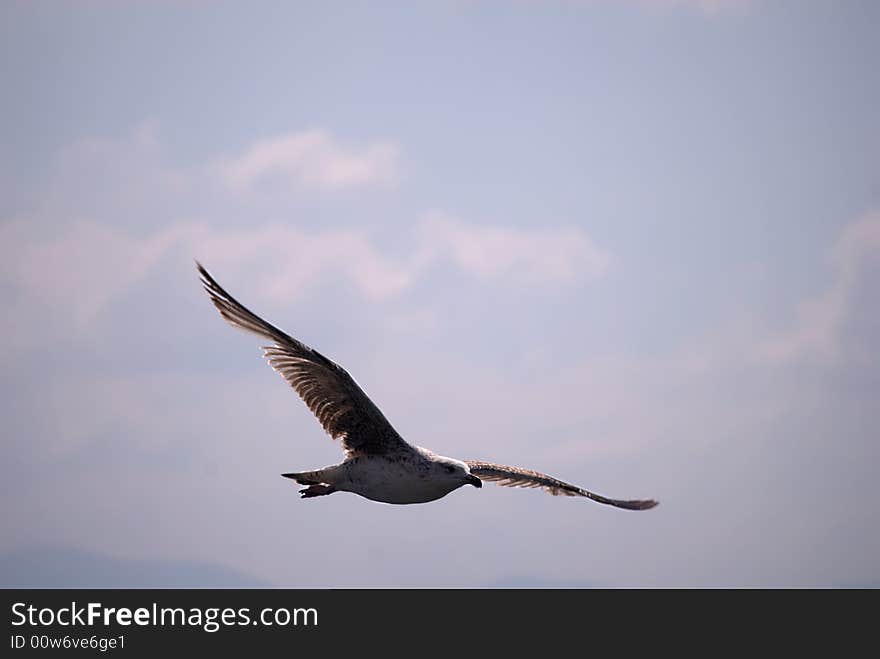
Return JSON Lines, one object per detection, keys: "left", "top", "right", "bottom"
{"left": 0, "top": 212, "right": 610, "bottom": 344}
{"left": 218, "top": 129, "right": 399, "bottom": 192}
{"left": 0, "top": 219, "right": 411, "bottom": 343}
{"left": 193, "top": 222, "right": 413, "bottom": 302}
{"left": 187, "top": 212, "right": 611, "bottom": 303}
{"left": 416, "top": 211, "right": 611, "bottom": 284}
{"left": 758, "top": 212, "right": 880, "bottom": 365}
{"left": 0, "top": 124, "right": 611, "bottom": 368}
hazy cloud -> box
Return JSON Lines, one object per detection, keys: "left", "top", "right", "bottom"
{"left": 218, "top": 130, "right": 400, "bottom": 192}
{"left": 194, "top": 222, "right": 413, "bottom": 302}
{"left": 1, "top": 189, "right": 610, "bottom": 349}
{"left": 758, "top": 212, "right": 880, "bottom": 365}
{"left": 416, "top": 211, "right": 611, "bottom": 284}
{"left": 3, "top": 221, "right": 190, "bottom": 325}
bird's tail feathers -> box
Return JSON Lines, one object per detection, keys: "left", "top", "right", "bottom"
{"left": 281, "top": 470, "right": 325, "bottom": 485}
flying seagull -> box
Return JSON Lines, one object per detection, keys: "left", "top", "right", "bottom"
{"left": 196, "top": 262, "right": 658, "bottom": 510}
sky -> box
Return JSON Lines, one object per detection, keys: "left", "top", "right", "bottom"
{"left": 1, "top": 0, "right": 878, "bottom": 587}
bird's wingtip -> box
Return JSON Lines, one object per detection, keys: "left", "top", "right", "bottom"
{"left": 612, "top": 497, "right": 659, "bottom": 510}
{"left": 194, "top": 260, "right": 217, "bottom": 289}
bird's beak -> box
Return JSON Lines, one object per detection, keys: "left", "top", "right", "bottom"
{"left": 466, "top": 474, "right": 482, "bottom": 488}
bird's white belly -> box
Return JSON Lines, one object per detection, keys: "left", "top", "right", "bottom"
{"left": 339, "top": 457, "right": 460, "bottom": 505}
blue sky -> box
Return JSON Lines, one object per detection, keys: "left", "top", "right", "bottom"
{"left": 1, "top": 0, "right": 878, "bottom": 587}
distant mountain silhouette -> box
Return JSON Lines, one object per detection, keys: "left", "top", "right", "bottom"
{"left": 0, "top": 545, "right": 270, "bottom": 588}
{"left": 487, "top": 575, "right": 601, "bottom": 588}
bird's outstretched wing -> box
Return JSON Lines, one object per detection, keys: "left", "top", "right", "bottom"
{"left": 465, "top": 461, "right": 658, "bottom": 510}
{"left": 197, "top": 262, "right": 411, "bottom": 456}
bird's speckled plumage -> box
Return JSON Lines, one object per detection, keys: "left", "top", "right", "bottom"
{"left": 197, "top": 262, "right": 658, "bottom": 510}
{"left": 465, "top": 461, "right": 657, "bottom": 510}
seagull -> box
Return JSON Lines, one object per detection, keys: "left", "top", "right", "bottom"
{"left": 197, "top": 262, "right": 658, "bottom": 510}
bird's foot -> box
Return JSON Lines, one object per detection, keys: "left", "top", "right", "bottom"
{"left": 299, "top": 484, "right": 336, "bottom": 498}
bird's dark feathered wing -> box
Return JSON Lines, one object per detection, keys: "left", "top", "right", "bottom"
{"left": 197, "top": 262, "right": 411, "bottom": 456}
{"left": 466, "top": 461, "right": 658, "bottom": 510}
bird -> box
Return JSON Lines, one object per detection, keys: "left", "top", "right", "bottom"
{"left": 196, "top": 262, "right": 658, "bottom": 510}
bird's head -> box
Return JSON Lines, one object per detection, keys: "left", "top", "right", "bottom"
{"left": 434, "top": 457, "right": 482, "bottom": 489}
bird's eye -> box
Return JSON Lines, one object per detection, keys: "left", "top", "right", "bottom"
{"left": 445, "top": 465, "right": 455, "bottom": 474}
